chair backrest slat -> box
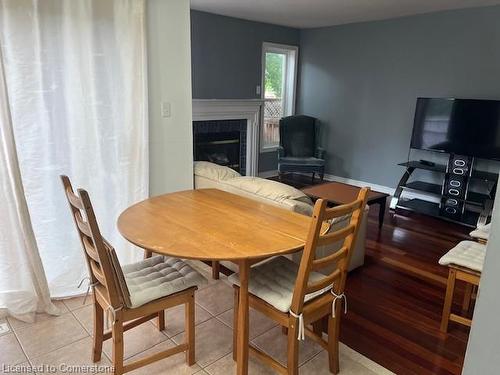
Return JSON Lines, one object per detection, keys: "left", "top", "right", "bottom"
{"left": 75, "top": 213, "right": 93, "bottom": 238}
{"left": 311, "top": 246, "right": 347, "bottom": 271}
{"left": 305, "top": 269, "right": 341, "bottom": 294}
{"left": 290, "top": 188, "right": 369, "bottom": 314}
{"left": 82, "top": 236, "right": 101, "bottom": 263}
{"left": 322, "top": 200, "right": 362, "bottom": 220}
{"left": 90, "top": 259, "right": 107, "bottom": 286}
{"left": 316, "top": 224, "right": 355, "bottom": 247}
{"left": 66, "top": 189, "right": 85, "bottom": 210}
{"left": 60, "top": 175, "right": 124, "bottom": 308}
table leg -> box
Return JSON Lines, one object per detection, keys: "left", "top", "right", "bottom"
{"left": 236, "top": 260, "right": 250, "bottom": 375}
{"left": 378, "top": 198, "right": 387, "bottom": 229}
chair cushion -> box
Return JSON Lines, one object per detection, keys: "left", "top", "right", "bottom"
{"left": 469, "top": 223, "right": 490, "bottom": 241}
{"left": 122, "top": 256, "right": 207, "bottom": 308}
{"left": 438, "top": 240, "right": 486, "bottom": 272}
{"left": 279, "top": 157, "right": 325, "bottom": 166}
{"left": 228, "top": 256, "right": 332, "bottom": 313}
{"left": 194, "top": 161, "right": 241, "bottom": 181}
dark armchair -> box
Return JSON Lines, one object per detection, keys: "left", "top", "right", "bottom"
{"left": 278, "top": 115, "right": 325, "bottom": 182}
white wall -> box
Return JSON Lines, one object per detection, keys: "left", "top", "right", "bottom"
{"left": 463, "top": 182, "right": 500, "bottom": 374}
{"left": 147, "top": 0, "right": 193, "bottom": 195}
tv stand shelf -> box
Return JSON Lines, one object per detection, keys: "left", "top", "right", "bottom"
{"left": 391, "top": 158, "right": 497, "bottom": 228}
{"left": 398, "top": 161, "right": 499, "bottom": 181}
{"left": 396, "top": 199, "right": 480, "bottom": 227}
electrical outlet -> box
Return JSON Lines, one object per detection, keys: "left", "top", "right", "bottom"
{"left": 256, "top": 85, "right": 261, "bottom": 95}
{"left": 0, "top": 322, "right": 11, "bottom": 336}
{"left": 161, "top": 102, "right": 171, "bottom": 118}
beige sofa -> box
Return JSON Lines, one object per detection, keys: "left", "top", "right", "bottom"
{"left": 193, "top": 161, "right": 369, "bottom": 273}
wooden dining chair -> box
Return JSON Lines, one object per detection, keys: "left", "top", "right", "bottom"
{"left": 439, "top": 240, "right": 486, "bottom": 333}
{"left": 60, "top": 176, "right": 206, "bottom": 375}
{"left": 229, "top": 188, "right": 369, "bottom": 375}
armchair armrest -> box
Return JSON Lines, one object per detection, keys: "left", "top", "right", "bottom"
{"left": 278, "top": 146, "right": 285, "bottom": 159}
{"left": 315, "top": 147, "right": 325, "bottom": 159}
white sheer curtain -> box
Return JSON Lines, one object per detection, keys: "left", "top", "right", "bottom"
{"left": 0, "top": 0, "right": 148, "bottom": 298}
{"left": 0, "top": 45, "right": 59, "bottom": 322}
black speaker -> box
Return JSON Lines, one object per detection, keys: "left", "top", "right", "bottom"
{"left": 440, "top": 197, "right": 465, "bottom": 219}
{"left": 447, "top": 154, "right": 473, "bottom": 176}
{"left": 443, "top": 174, "right": 467, "bottom": 200}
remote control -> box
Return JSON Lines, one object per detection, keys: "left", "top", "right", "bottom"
{"left": 419, "top": 159, "right": 435, "bottom": 167}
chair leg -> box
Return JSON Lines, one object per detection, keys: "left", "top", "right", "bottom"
{"left": 313, "top": 318, "right": 325, "bottom": 337}
{"left": 92, "top": 301, "right": 104, "bottom": 362}
{"left": 212, "top": 261, "right": 220, "bottom": 280}
{"left": 440, "top": 268, "right": 457, "bottom": 333}
{"left": 232, "top": 287, "right": 239, "bottom": 361}
{"left": 185, "top": 293, "right": 195, "bottom": 366}
{"left": 157, "top": 310, "right": 165, "bottom": 331}
{"left": 111, "top": 314, "right": 124, "bottom": 375}
{"left": 462, "top": 283, "right": 473, "bottom": 312}
{"left": 328, "top": 312, "right": 341, "bottom": 374}
{"left": 319, "top": 171, "right": 325, "bottom": 182}
{"left": 144, "top": 250, "right": 153, "bottom": 259}
{"left": 312, "top": 172, "right": 315, "bottom": 184}
{"left": 287, "top": 318, "right": 299, "bottom": 375}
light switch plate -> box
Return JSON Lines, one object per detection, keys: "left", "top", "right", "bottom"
{"left": 161, "top": 102, "right": 171, "bottom": 118}
{"left": 0, "top": 322, "right": 11, "bottom": 336}
{"left": 256, "top": 85, "right": 261, "bottom": 95}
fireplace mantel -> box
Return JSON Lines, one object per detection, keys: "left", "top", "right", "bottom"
{"left": 192, "top": 99, "right": 263, "bottom": 176}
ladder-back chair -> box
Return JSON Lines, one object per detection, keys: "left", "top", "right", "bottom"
{"left": 61, "top": 176, "right": 205, "bottom": 375}
{"left": 229, "top": 188, "right": 369, "bottom": 374}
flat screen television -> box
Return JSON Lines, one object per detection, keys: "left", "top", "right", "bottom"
{"left": 410, "top": 97, "right": 500, "bottom": 160}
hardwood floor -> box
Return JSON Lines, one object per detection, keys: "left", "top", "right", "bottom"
{"left": 271, "top": 173, "right": 472, "bottom": 375}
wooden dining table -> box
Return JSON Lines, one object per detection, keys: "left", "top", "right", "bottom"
{"left": 117, "top": 188, "right": 314, "bottom": 375}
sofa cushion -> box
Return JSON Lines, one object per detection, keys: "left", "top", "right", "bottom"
{"left": 194, "top": 161, "right": 241, "bottom": 181}
{"left": 225, "top": 176, "right": 313, "bottom": 206}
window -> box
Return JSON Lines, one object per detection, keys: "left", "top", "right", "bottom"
{"left": 261, "top": 42, "right": 298, "bottom": 151}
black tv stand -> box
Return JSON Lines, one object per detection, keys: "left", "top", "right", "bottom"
{"left": 390, "top": 156, "right": 497, "bottom": 228}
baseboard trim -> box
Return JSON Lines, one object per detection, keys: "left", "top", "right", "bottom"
{"left": 259, "top": 171, "right": 439, "bottom": 203}
{"left": 320, "top": 173, "right": 443, "bottom": 202}
{"left": 318, "top": 173, "right": 395, "bottom": 196}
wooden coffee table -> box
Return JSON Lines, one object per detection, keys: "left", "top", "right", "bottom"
{"left": 302, "top": 181, "right": 389, "bottom": 228}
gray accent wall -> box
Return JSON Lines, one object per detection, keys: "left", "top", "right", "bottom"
{"left": 297, "top": 6, "right": 500, "bottom": 187}
{"left": 190, "top": 10, "right": 300, "bottom": 172}
{"left": 191, "top": 10, "right": 300, "bottom": 99}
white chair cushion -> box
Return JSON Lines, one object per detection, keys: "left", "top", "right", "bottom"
{"left": 122, "top": 256, "right": 207, "bottom": 308}
{"left": 438, "top": 240, "right": 486, "bottom": 272}
{"left": 228, "top": 256, "right": 332, "bottom": 313}
{"left": 469, "top": 223, "right": 491, "bottom": 241}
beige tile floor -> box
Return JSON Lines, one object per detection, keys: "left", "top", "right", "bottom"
{"left": 1, "top": 263, "right": 393, "bottom": 375}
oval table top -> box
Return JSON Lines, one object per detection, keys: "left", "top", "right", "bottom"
{"left": 117, "top": 188, "right": 315, "bottom": 261}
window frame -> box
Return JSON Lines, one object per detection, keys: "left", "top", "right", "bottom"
{"left": 260, "top": 42, "right": 299, "bottom": 152}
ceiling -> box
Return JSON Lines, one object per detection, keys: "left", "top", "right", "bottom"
{"left": 190, "top": 0, "right": 500, "bottom": 29}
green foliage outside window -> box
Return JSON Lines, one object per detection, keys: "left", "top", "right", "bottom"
{"left": 264, "top": 52, "right": 284, "bottom": 98}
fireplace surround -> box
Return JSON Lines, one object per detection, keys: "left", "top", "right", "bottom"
{"left": 192, "top": 99, "right": 263, "bottom": 176}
